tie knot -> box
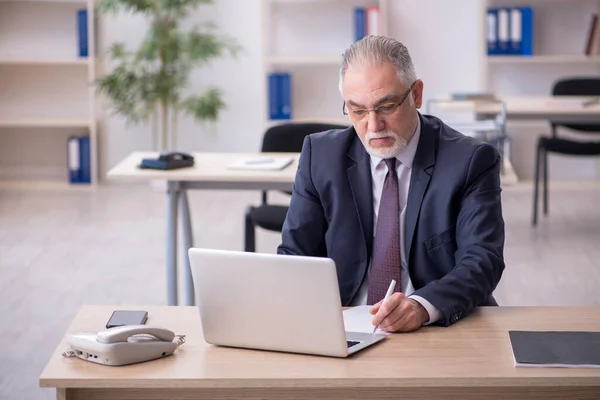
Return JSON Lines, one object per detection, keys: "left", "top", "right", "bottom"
{"left": 384, "top": 158, "right": 397, "bottom": 172}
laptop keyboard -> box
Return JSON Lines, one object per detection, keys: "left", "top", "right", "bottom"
{"left": 347, "top": 340, "right": 361, "bottom": 348}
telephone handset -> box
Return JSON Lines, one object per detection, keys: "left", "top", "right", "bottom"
{"left": 96, "top": 325, "right": 175, "bottom": 344}
{"left": 64, "top": 325, "right": 185, "bottom": 366}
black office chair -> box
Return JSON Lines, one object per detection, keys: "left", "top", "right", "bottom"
{"left": 532, "top": 78, "right": 600, "bottom": 226}
{"left": 244, "top": 122, "right": 348, "bottom": 252}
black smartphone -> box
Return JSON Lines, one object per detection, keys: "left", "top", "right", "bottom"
{"left": 105, "top": 310, "right": 148, "bottom": 329}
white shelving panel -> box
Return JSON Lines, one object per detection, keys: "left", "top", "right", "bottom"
{"left": 0, "top": 119, "right": 91, "bottom": 128}
{"left": 0, "top": 58, "right": 89, "bottom": 65}
{"left": 0, "top": 0, "right": 97, "bottom": 186}
{"left": 266, "top": 55, "right": 342, "bottom": 66}
{"left": 488, "top": 55, "right": 600, "bottom": 64}
{"left": 0, "top": 1, "right": 88, "bottom": 3}
{"left": 261, "top": 0, "right": 388, "bottom": 128}
{"left": 266, "top": 116, "right": 351, "bottom": 127}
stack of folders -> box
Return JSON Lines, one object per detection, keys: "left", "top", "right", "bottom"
{"left": 67, "top": 136, "right": 91, "bottom": 184}
{"left": 487, "top": 7, "right": 533, "bottom": 56}
{"left": 354, "top": 6, "right": 380, "bottom": 42}
{"left": 268, "top": 73, "right": 292, "bottom": 120}
{"left": 509, "top": 331, "right": 600, "bottom": 368}
{"left": 77, "top": 9, "right": 88, "bottom": 57}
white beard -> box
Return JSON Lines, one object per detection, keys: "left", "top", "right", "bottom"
{"left": 361, "top": 130, "right": 408, "bottom": 159}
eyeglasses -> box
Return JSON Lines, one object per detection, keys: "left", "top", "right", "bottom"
{"left": 343, "top": 81, "right": 416, "bottom": 120}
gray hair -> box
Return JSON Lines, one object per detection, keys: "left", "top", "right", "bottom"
{"left": 339, "top": 35, "right": 417, "bottom": 94}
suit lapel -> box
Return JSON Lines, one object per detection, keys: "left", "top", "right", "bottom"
{"left": 347, "top": 135, "right": 374, "bottom": 261}
{"left": 405, "top": 114, "right": 436, "bottom": 259}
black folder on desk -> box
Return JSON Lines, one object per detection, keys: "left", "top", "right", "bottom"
{"left": 509, "top": 331, "right": 600, "bottom": 368}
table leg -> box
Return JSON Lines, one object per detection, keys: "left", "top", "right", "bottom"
{"left": 179, "top": 189, "right": 195, "bottom": 306}
{"left": 167, "top": 182, "right": 180, "bottom": 306}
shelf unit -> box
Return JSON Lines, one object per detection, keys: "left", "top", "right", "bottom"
{"left": 485, "top": 0, "right": 600, "bottom": 181}
{"left": 0, "top": 0, "right": 98, "bottom": 187}
{"left": 261, "top": 0, "right": 389, "bottom": 130}
{"left": 486, "top": 0, "right": 600, "bottom": 68}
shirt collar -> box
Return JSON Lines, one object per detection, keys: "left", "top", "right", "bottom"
{"left": 369, "top": 116, "right": 421, "bottom": 170}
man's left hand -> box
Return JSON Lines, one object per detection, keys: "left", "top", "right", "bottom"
{"left": 370, "top": 293, "right": 429, "bottom": 333}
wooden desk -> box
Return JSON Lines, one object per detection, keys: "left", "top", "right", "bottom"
{"left": 107, "top": 152, "right": 298, "bottom": 306}
{"left": 40, "top": 305, "right": 600, "bottom": 400}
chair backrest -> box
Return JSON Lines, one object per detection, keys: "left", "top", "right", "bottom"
{"left": 261, "top": 122, "right": 348, "bottom": 153}
{"left": 552, "top": 78, "right": 600, "bottom": 133}
{"left": 260, "top": 122, "right": 348, "bottom": 200}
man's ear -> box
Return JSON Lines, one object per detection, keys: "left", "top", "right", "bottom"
{"left": 413, "top": 79, "right": 424, "bottom": 109}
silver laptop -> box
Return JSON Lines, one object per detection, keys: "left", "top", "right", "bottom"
{"left": 188, "top": 248, "right": 387, "bottom": 357}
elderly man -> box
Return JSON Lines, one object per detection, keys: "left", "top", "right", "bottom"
{"left": 277, "top": 36, "right": 505, "bottom": 332}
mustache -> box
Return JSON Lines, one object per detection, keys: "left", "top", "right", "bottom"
{"left": 366, "top": 131, "right": 395, "bottom": 140}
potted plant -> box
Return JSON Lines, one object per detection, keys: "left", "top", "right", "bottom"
{"left": 97, "top": 0, "right": 240, "bottom": 152}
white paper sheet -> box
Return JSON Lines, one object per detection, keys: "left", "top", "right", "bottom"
{"left": 343, "top": 306, "right": 391, "bottom": 336}
{"left": 228, "top": 156, "right": 293, "bottom": 171}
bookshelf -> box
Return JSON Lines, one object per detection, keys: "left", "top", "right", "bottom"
{"left": 0, "top": 0, "right": 97, "bottom": 187}
{"left": 261, "top": 0, "right": 389, "bottom": 129}
{"left": 485, "top": 0, "right": 600, "bottom": 180}
{"left": 486, "top": 0, "right": 600, "bottom": 65}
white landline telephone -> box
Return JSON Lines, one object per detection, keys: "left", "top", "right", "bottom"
{"left": 62, "top": 325, "right": 185, "bottom": 366}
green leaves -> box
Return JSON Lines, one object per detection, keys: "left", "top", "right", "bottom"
{"left": 96, "top": 0, "right": 240, "bottom": 130}
{"left": 97, "top": 0, "right": 155, "bottom": 14}
{"left": 181, "top": 88, "right": 225, "bottom": 122}
{"left": 185, "top": 25, "right": 241, "bottom": 67}
{"left": 96, "top": 61, "right": 161, "bottom": 123}
{"left": 159, "top": 0, "right": 214, "bottom": 18}
{"left": 98, "top": 0, "right": 215, "bottom": 15}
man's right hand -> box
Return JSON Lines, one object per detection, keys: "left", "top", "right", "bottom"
{"left": 370, "top": 293, "right": 429, "bottom": 332}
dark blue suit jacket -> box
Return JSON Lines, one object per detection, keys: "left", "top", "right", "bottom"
{"left": 277, "top": 113, "right": 505, "bottom": 327}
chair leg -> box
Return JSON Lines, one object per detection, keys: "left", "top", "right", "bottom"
{"left": 532, "top": 143, "right": 541, "bottom": 226}
{"left": 542, "top": 147, "right": 549, "bottom": 216}
{"left": 244, "top": 206, "right": 256, "bottom": 252}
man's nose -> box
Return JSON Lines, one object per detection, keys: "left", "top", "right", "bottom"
{"left": 367, "top": 110, "right": 385, "bottom": 132}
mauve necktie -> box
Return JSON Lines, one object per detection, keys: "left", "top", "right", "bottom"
{"left": 367, "top": 158, "right": 401, "bottom": 304}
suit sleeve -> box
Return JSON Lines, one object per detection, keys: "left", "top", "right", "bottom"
{"left": 412, "top": 143, "right": 505, "bottom": 326}
{"left": 277, "top": 135, "right": 328, "bottom": 257}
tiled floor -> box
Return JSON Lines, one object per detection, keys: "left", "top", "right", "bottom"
{"left": 1, "top": 180, "right": 599, "bottom": 399}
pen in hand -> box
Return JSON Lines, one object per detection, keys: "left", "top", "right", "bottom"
{"left": 373, "top": 279, "right": 397, "bottom": 334}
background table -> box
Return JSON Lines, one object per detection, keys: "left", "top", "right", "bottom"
{"left": 107, "top": 152, "right": 298, "bottom": 306}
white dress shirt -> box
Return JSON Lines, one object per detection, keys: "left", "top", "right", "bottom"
{"left": 351, "top": 117, "right": 441, "bottom": 325}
